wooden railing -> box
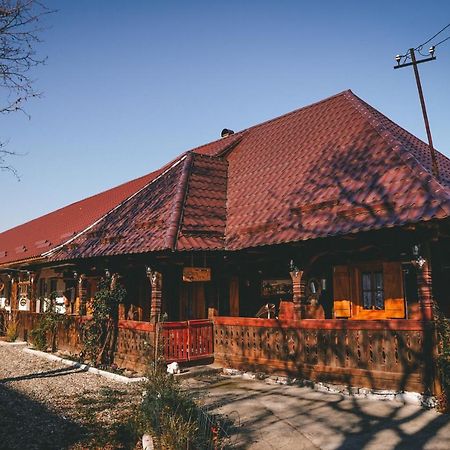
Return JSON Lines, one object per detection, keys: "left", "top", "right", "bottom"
{"left": 213, "top": 317, "right": 439, "bottom": 394}
{"left": 8, "top": 311, "right": 439, "bottom": 393}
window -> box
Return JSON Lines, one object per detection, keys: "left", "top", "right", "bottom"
{"left": 361, "top": 271, "right": 384, "bottom": 310}
{"left": 334, "top": 262, "right": 405, "bottom": 319}
{"left": 39, "top": 278, "right": 47, "bottom": 297}
{"left": 50, "top": 278, "right": 58, "bottom": 295}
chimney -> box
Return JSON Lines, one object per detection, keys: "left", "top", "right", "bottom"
{"left": 221, "top": 128, "right": 234, "bottom": 138}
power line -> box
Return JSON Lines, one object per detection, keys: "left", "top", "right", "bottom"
{"left": 396, "top": 23, "right": 450, "bottom": 66}
{"left": 435, "top": 35, "right": 450, "bottom": 47}
{"left": 415, "top": 22, "right": 450, "bottom": 50}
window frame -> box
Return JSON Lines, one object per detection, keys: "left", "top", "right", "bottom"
{"left": 351, "top": 262, "right": 391, "bottom": 320}
{"left": 361, "top": 270, "right": 384, "bottom": 310}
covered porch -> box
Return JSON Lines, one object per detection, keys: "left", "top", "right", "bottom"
{"left": 1, "top": 223, "right": 448, "bottom": 394}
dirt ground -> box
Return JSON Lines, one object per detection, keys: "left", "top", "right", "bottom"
{"left": 1, "top": 342, "right": 450, "bottom": 450}
{"left": 0, "top": 342, "right": 141, "bottom": 450}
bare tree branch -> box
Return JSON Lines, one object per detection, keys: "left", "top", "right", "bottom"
{"left": 0, "top": 0, "right": 53, "bottom": 178}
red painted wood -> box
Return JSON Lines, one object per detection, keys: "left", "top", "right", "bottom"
{"left": 212, "top": 316, "right": 432, "bottom": 331}
{"left": 118, "top": 319, "right": 155, "bottom": 331}
{"left": 160, "top": 319, "right": 213, "bottom": 362}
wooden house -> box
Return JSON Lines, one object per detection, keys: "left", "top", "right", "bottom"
{"left": 1, "top": 90, "right": 449, "bottom": 393}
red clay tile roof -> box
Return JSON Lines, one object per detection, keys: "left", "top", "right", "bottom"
{"left": 224, "top": 90, "right": 450, "bottom": 249}
{"left": 3, "top": 89, "right": 450, "bottom": 264}
{"left": 176, "top": 154, "right": 228, "bottom": 251}
{"left": 51, "top": 153, "right": 228, "bottom": 260}
{"left": 50, "top": 156, "right": 192, "bottom": 259}
{"left": 0, "top": 170, "right": 162, "bottom": 266}
{"left": 0, "top": 131, "right": 240, "bottom": 266}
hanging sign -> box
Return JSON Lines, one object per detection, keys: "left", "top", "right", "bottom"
{"left": 183, "top": 267, "right": 211, "bottom": 282}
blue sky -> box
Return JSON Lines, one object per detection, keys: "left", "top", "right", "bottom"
{"left": 1, "top": 0, "right": 450, "bottom": 231}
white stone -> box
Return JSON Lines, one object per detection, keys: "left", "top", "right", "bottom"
{"left": 395, "top": 392, "right": 422, "bottom": 405}
{"left": 242, "top": 372, "right": 256, "bottom": 380}
{"left": 167, "top": 361, "right": 180, "bottom": 374}
{"left": 223, "top": 368, "right": 242, "bottom": 376}
{"left": 276, "top": 376, "right": 289, "bottom": 385}
{"left": 142, "top": 434, "right": 154, "bottom": 450}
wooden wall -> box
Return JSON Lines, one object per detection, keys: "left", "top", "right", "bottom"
{"left": 214, "top": 316, "right": 439, "bottom": 394}
{"left": 15, "top": 312, "right": 155, "bottom": 374}
{"left": 10, "top": 311, "right": 441, "bottom": 394}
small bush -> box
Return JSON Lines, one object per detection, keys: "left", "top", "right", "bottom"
{"left": 434, "top": 303, "right": 450, "bottom": 412}
{"left": 29, "top": 320, "right": 49, "bottom": 350}
{"left": 5, "top": 312, "right": 19, "bottom": 342}
{"left": 136, "top": 363, "right": 200, "bottom": 449}
{"left": 80, "top": 277, "right": 126, "bottom": 366}
{"left": 30, "top": 295, "right": 64, "bottom": 351}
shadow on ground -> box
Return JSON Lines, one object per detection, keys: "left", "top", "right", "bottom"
{"left": 192, "top": 377, "right": 450, "bottom": 450}
{"left": 0, "top": 365, "right": 88, "bottom": 383}
{"left": 0, "top": 384, "right": 86, "bottom": 450}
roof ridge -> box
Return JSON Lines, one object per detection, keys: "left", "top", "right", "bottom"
{"left": 237, "top": 90, "right": 352, "bottom": 136}
{"left": 344, "top": 90, "right": 450, "bottom": 215}
{"left": 189, "top": 130, "right": 246, "bottom": 154}
{"left": 187, "top": 90, "right": 352, "bottom": 156}
{"left": 166, "top": 152, "right": 194, "bottom": 251}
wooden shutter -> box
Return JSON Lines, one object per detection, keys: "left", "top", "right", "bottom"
{"left": 333, "top": 265, "right": 352, "bottom": 318}
{"left": 383, "top": 262, "right": 405, "bottom": 318}
{"left": 229, "top": 276, "right": 240, "bottom": 317}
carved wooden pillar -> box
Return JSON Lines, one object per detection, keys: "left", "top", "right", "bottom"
{"left": 290, "top": 270, "right": 305, "bottom": 319}
{"left": 148, "top": 270, "right": 163, "bottom": 323}
{"left": 10, "top": 277, "right": 18, "bottom": 310}
{"left": 118, "top": 302, "right": 126, "bottom": 320}
{"left": 78, "top": 275, "right": 88, "bottom": 316}
{"left": 416, "top": 258, "right": 434, "bottom": 320}
{"left": 29, "top": 272, "right": 37, "bottom": 313}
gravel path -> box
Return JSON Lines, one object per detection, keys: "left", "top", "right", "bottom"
{"left": 0, "top": 342, "right": 141, "bottom": 449}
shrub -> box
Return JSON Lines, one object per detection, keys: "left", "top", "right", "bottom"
{"left": 30, "top": 295, "right": 64, "bottom": 351}
{"left": 5, "top": 311, "right": 19, "bottom": 342}
{"left": 136, "top": 363, "right": 200, "bottom": 449}
{"left": 433, "top": 303, "right": 450, "bottom": 412}
{"left": 80, "top": 277, "right": 126, "bottom": 366}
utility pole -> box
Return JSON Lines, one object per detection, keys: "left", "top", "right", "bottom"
{"left": 394, "top": 47, "right": 440, "bottom": 180}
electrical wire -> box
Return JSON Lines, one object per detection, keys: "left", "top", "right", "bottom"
{"left": 397, "top": 24, "right": 450, "bottom": 63}
{"left": 395, "top": 23, "right": 450, "bottom": 64}
{"left": 434, "top": 35, "right": 450, "bottom": 47}
{"left": 417, "top": 48, "right": 430, "bottom": 57}
{"left": 415, "top": 22, "right": 450, "bottom": 50}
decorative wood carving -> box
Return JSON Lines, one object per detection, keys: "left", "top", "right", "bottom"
{"left": 289, "top": 270, "right": 304, "bottom": 319}
{"left": 148, "top": 270, "right": 163, "bottom": 323}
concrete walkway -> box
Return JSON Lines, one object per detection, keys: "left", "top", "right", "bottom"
{"left": 188, "top": 376, "right": 450, "bottom": 450}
